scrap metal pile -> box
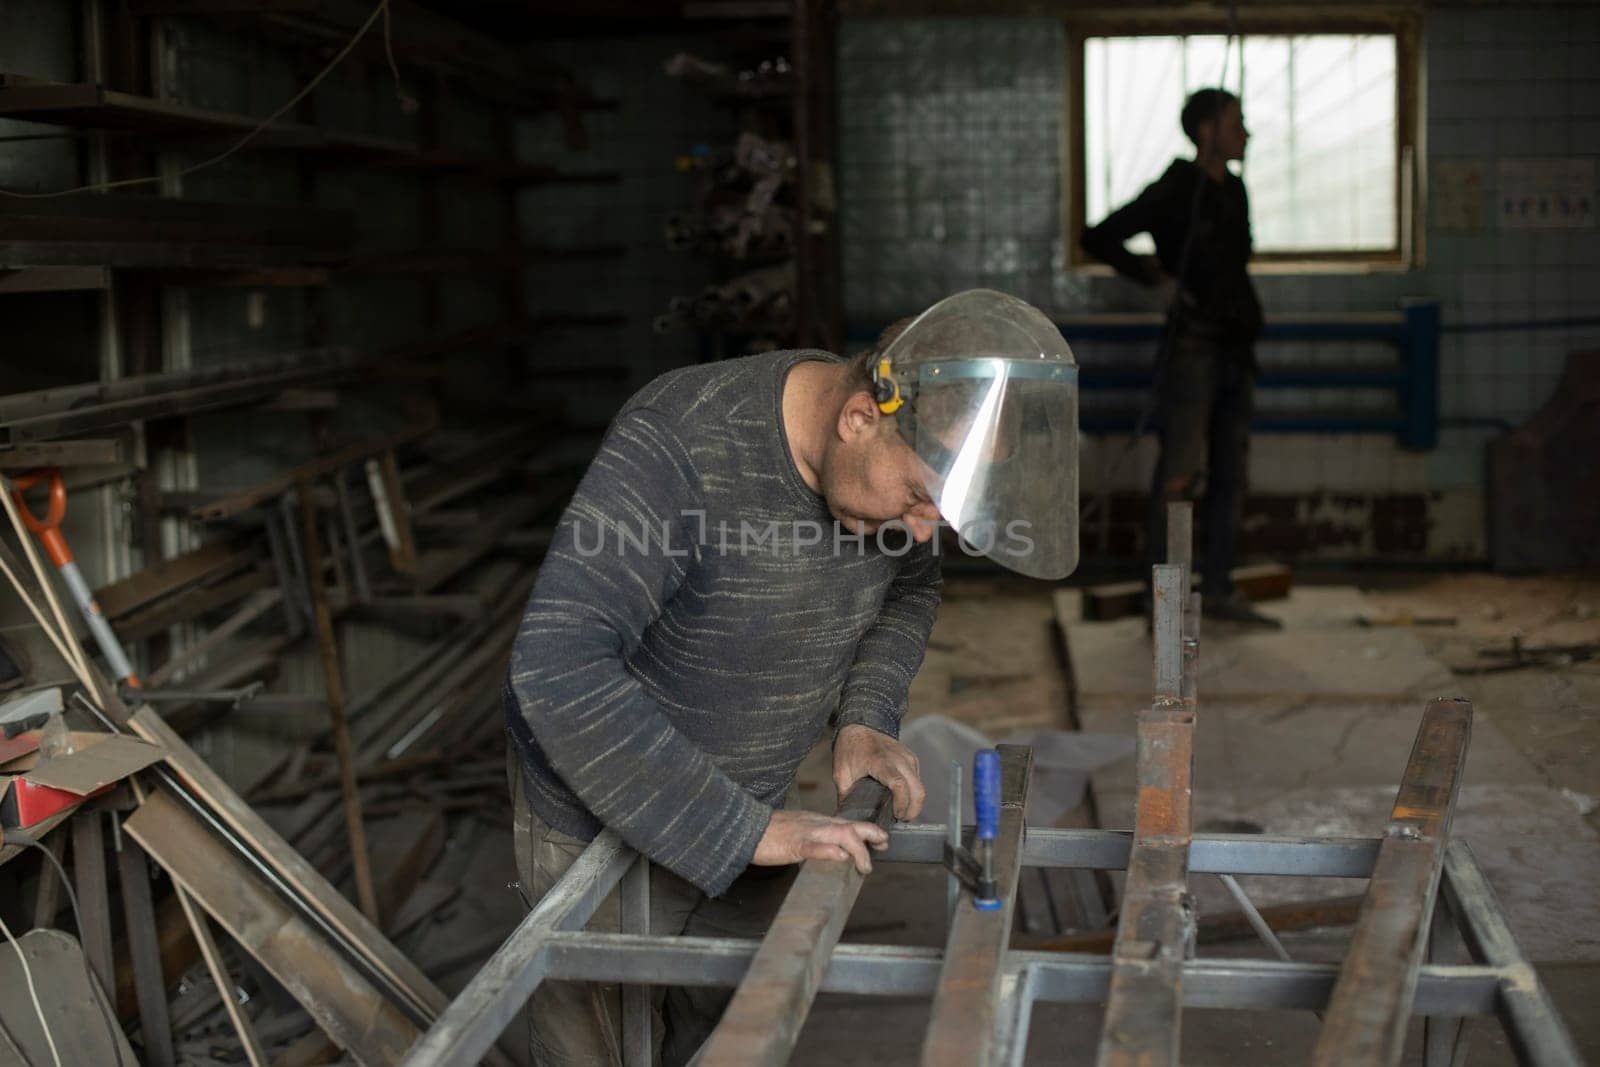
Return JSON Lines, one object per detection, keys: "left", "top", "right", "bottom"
{"left": 0, "top": 365, "right": 578, "bottom": 1065}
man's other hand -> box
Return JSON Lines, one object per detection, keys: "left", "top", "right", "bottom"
{"left": 752, "top": 809, "right": 888, "bottom": 874}
{"left": 833, "top": 724, "right": 926, "bottom": 821}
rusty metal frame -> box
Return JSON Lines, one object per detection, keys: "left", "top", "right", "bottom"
{"left": 401, "top": 805, "right": 1579, "bottom": 1066}
{"left": 406, "top": 503, "right": 1578, "bottom": 1064}
{"left": 402, "top": 791, "right": 1579, "bottom": 1066}
{"left": 1097, "top": 557, "right": 1197, "bottom": 1065}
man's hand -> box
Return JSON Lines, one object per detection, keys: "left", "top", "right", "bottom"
{"left": 752, "top": 809, "right": 888, "bottom": 874}
{"left": 833, "top": 724, "right": 926, "bottom": 821}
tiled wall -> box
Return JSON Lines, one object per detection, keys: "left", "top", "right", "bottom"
{"left": 518, "top": 37, "right": 738, "bottom": 429}
{"left": 837, "top": 9, "right": 1600, "bottom": 559}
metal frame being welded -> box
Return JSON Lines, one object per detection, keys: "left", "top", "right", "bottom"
{"left": 404, "top": 503, "right": 1581, "bottom": 1067}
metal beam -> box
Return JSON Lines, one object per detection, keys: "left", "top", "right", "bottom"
{"left": 921, "top": 745, "right": 1032, "bottom": 1067}
{"left": 1098, "top": 564, "right": 1196, "bottom": 1067}
{"left": 1313, "top": 698, "right": 1473, "bottom": 1066}
{"left": 124, "top": 788, "right": 421, "bottom": 1064}
{"left": 398, "top": 832, "right": 635, "bottom": 1066}
{"left": 1441, "top": 841, "right": 1585, "bottom": 1066}
{"left": 695, "top": 779, "right": 893, "bottom": 1067}
{"left": 535, "top": 932, "right": 1506, "bottom": 1018}
{"left": 0, "top": 348, "right": 361, "bottom": 447}
{"left": 878, "top": 826, "right": 1381, "bottom": 877}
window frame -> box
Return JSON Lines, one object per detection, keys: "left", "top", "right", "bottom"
{"left": 1064, "top": 9, "right": 1424, "bottom": 274}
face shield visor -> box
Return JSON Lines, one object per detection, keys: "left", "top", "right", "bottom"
{"left": 878, "top": 290, "right": 1079, "bottom": 580}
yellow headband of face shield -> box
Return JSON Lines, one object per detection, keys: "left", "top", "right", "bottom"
{"left": 872, "top": 356, "right": 904, "bottom": 415}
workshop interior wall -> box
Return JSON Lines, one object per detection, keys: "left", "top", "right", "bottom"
{"left": 0, "top": 2, "right": 123, "bottom": 655}
{"left": 0, "top": 11, "right": 744, "bottom": 782}
{"left": 517, "top": 35, "right": 737, "bottom": 432}
{"left": 837, "top": 7, "right": 1600, "bottom": 562}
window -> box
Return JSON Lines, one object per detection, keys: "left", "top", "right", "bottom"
{"left": 1069, "top": 17, "right": 1420, "bottom": 268}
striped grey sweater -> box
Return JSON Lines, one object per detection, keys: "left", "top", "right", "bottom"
{"left": 505, "top": 351, "right": 942, "bottom": 896}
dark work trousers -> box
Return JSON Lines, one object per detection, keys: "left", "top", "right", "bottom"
{"left": 1144, "top": 317, "right": 1255, "bottom": 601}
{"left": 508, "top": 748, "right": 799, "bottom": 1067}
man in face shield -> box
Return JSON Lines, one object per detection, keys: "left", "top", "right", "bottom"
{"left": 504, "top": 288, "right": 1077, "bottom": 1065}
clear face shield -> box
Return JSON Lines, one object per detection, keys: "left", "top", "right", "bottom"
{"left": 877, "top": 290, "right": 1079, "bottom": 580}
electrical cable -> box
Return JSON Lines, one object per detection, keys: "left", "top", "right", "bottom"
{"left": 0, "top": 909, "right": 64, "bottom": 1067}
{"left": 8, "top": 830, "right": 129, "bottom": 1067}
{"left": 0, "top": 0, "right": 412, "bottom": 201}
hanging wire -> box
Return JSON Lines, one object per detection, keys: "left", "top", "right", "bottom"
{"left": 0, "top": 0, "right": 414, "bottom": 200}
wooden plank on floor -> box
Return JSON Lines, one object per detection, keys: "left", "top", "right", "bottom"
{"left": 695, "top": 779, "right": 893, "bottom": 1067}
{"left": 124, "top": 787, "right": 420, "bottom": 1064}
{"left": 116, "top": 837, "right": 177, "bottom": 1067}
{"left": 71, "top": 811, "right": 115, "bottom": 997}
{"left": 1311, "top": 698, "right": 1473, "bottom": 1067}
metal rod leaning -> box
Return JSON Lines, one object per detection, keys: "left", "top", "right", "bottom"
{"left": 693, "top": 778, "right": 893, "bottom": 1067}
{"left": 295, "top": 477, "right": 381, "bottom": 925}
{"left": 1097, "top": 563, "right": 1196, "bottom": 1067}
{"left": 399, "top": 832, "right": 635, "bottom": 1065}
{"left": 1312, "top": 698, "right": 1473, "bottom": 1066}
{"left": 1440, "top": 840, "right": 1584, "bottom": 1066}
{"left": 920, "top": 744, "right": 1032, "bottom": 1067}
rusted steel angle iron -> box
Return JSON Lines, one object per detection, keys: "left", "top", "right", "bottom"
{"left": 693, "top": 778, "right": 893, "bottom": 1067}
{"left": 1097, "top": 563, "right": 1196, "bottom": 1067}
{"left": 920, "top": 744, "right": 1033, "bottom": 1067}
{"left": 1312, "top": 698, "right": 1473, "bottom": 1067}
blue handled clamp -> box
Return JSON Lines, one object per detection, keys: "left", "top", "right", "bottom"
{"left": 940, "top": 749, "right": 1003, "bottom": 911}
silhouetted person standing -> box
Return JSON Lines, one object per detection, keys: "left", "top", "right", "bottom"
{"left": 1081, "top": 88, "right": 1278, "bottom": 627}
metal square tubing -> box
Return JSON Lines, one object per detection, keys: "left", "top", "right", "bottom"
{"left": 878, "top": 826, "right": 1381, "bottom": 877}
{"left": 1097, "top": 563, "right": 1197, "bottom": 1067}
{"left": 398, "top": 831, "right": 635, "bottom": 1066}
{"left": 403, "top": 827, "right": 1573, "bottom": 1065}
{"left": 920, "top": 745, "right": 1033, "bottom": 1066}
{"left": 534, "top": 932, "right": 1506, "bottom": 1018}
{"left": 694, "top": 779, "right": 893, "bottom": 1067}
{"left": 1441, "top": 841, "right": 1585, "bottom": 1066}
{"left": 1313, "top": 698, "right": 1474, "bottom": 1066}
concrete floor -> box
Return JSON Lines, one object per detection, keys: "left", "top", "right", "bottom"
{"left": 433, "top": 572, "right": 1600, "bottom": 1065}
{"left": 793, "top": 573, "right": 1600, "bottom": 1065}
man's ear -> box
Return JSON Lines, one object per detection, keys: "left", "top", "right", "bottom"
{"left": 837, "top": 389, "right": 881, "bottom": 442}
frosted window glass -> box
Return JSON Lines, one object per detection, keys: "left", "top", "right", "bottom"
{"left": 1084, "top": 34, "right": 1397, "bottom": 254}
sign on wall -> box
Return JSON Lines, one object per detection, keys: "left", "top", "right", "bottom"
{"left": 1497, "top": 158, "right": 1595, "bottom": 230}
